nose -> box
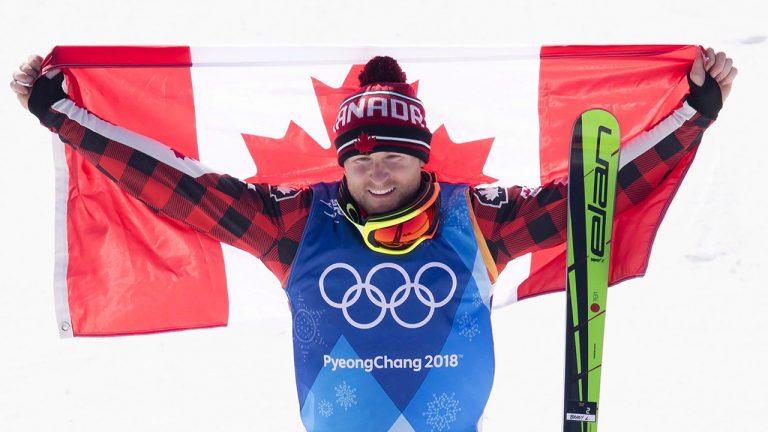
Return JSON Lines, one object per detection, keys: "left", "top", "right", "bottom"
{"left": 370, "top": 159, "right": 388, "bottom": 183}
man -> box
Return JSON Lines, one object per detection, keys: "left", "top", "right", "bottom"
{"left": 11, "top": 49, "right": 736, "bottom": 431}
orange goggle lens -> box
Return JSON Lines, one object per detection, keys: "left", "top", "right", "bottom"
{"left": 368, "top": 206, "right": 438, "bottom": 251}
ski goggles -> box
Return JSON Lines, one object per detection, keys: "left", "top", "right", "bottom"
{"left": 341, "top": 182, "right": 441, "bottom": 255}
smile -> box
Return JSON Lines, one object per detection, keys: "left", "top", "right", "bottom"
{"left": 368, "top": 187, "right": 395, "bottom": 196}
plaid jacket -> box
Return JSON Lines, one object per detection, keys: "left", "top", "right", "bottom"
{"left": 33, "top": 95, "right": 713, "bottom": 286}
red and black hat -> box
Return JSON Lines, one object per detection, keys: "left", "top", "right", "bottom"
{"left": 333, "top": 56, "right": 432, "bottom": 166}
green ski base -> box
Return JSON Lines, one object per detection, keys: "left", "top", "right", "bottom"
{"left": 563, "top": 109, "right": 620, "bottom": 432}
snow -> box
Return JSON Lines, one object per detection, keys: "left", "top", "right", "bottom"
{"left": 0, "top": 1, "right": 765, "bottom": 430}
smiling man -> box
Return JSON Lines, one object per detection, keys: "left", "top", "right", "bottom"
{"left": 12, "top": 52, "right": 735, "bottom": 431}
{"left": 343, "top": 152, "right": 425, "bottom": 217}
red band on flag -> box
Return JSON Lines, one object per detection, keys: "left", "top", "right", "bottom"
{"left": 518, "top": 45, "right": 700, "bottom": 300}
{"left": 47, "top": 46, "right": 229, "bottom": 336}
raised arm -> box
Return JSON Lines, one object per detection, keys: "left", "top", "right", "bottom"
{"left": 471, "top": 47, "right": 737, "bottom": 276}
{"left": 11, "top": 57, "right": 312, "bottom": 285}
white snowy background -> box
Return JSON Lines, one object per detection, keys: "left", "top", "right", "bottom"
{"left": 0, "top": 1, "right": 765, "bottom": 431}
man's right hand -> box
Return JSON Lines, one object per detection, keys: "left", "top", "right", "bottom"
{"left": 10, "top": 55, "right": 43, "bottom": 110}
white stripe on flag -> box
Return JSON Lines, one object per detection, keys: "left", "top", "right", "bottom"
{"left": 52, "top": 136, "right": 73, "bottom": 337}
{"left": 492, "top": 253, "right": 532, "bottom": 308}
{"left": 189, "top": 46, "right": 546, "bottom": 67}
{"left": 188, "top": 47, "right": 543, "bottom": 307}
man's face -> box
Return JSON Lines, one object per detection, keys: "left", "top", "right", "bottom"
{"left": 343, "top": 152, "right": 424, "bottom": 216}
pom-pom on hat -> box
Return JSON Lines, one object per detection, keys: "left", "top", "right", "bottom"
{"left": 333, "top": 56, "right": 432, "bottom": 166}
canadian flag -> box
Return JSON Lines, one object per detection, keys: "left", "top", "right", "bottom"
{"left": 41, "top": 45, "right": 700, "bottom": 337}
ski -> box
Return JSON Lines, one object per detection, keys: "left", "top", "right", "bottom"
{"left": 563, "top": 109, "right": 620, "bottom": 432}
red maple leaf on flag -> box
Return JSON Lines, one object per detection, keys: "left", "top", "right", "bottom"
{"left": 242, "top": 121, "right": 342, "bottom": 186}
{"left": 243, "top": 64, "right": 497, "bottom": 186}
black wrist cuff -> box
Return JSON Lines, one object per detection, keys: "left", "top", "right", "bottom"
{"left": 28, "top": 73, "right": 68, "bottom": 121}
{"left": 686, "top": 73, "right": 722, "bottom": 120}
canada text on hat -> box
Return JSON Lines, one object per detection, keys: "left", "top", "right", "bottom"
{"left": 332, "top": 90, "right": 427, "bottom": 133}
{"left": 334, "top": 57, "right": 432, "bottom": 166}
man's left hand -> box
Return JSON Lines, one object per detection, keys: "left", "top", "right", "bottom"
{"left": 689, "top": 47, "right": 737, "bottom": 103}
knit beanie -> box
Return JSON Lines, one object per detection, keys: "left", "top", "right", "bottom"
{"left": 333, "top": 56, "right": 432, "bottom": 165}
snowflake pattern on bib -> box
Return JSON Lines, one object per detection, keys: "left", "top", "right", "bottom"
{"left": 335, "top": 381, "right": 358, "bottom": 411}
{"left": 423, "top": 393, "right": 461, "bottom": 431}
{"left": 457, "top": 312, "right": 480, "bottom": 342}
{"left": 318, "top": 400, "right": 333, "bottom": 418}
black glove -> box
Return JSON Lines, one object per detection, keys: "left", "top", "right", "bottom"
{"left": 686, "top": 72, "right": 722, "bottom": 120}
{"left": 28, "top": 72, "right": 67, "bottom": 122}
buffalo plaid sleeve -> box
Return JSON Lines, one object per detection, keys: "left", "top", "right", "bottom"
{"left": 32, "top": 95, "right": 311, "bottom": 286}
{"left": 472, "top": 102, "right": 715, "bottom": 275}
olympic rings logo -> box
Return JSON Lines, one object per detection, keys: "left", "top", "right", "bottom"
{"left": 319, "top": 262, "right": 457, "bottom": 330}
